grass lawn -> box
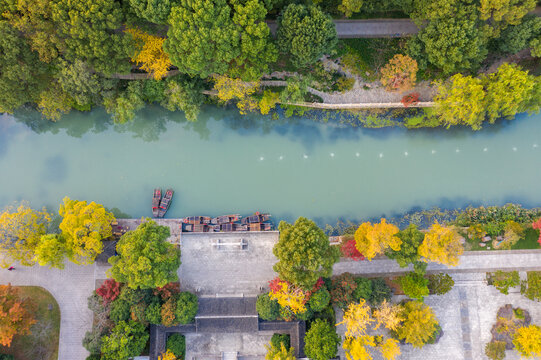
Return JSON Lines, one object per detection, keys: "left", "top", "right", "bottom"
{"left": 462, "top": 227, "right": 540, "bottom": 251}
{"left": 0, "top": 286, "right": 60, "bottom": 360}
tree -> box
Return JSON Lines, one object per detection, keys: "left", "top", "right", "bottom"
{"left": 399, "top": 272, "right": 429, "bottom": 301}
{"left": 342, "top": 335, "right": 375, "bottom": 360}
{"left": 158, "top": 349, "right": 177, "bottom": 360}
{"left": 265, "top": 342, "right": 295, "bottom": 360}
{"left": 174, "top": 292, "right": 198, "bottom": 324}
{"left": 418, "top": 223, "right": 464, "bottom": 267}
{"left": 427, "top": 273, "right": 454, "bottom": 295}
{"left": 269, "top": 278, "right": 308, "bottom": 314}
{"left": 380, "top": 54, "right": 418, "bottom": 92}
{"left": 0, "top": 284, "right": 36, "bottom": 347}
{"left": 129, "top": 0, "right": 177, "bottom": 24}
{"left": 124, "top": 26, "right": 172, "bottom": 80}
{"left": 479, "top": 0, "right": 536, "bottom": 31}
{"left": 385, "top": 224, "right": 424, "bottom": 271}
{"left": 276, "top": 4, "right": 337, "bottom": 67}
{"left": 34, "top": 234, "right": 68, "bottom": 269}
{"left": 341, "top": 238, "right": 365, "bottom": 261}
{"left": 379, "top": 338, "right": 401, "bottom": 360}
{"left": 354, "top": 219, "right": 401, "bottom": 261}
{"left": 495, "top": 15, "right": 541, "bottom": 54}
{"left": 0, "top": 21, "right": 49, "bottom": 113}
{"left": 59, "top": 197, "right": 115, "bottom": 265}
{"left": 433, "top": 74, "right": 486, "bottom": 130}
{"left": 96, "top": 279, "right": 122, "bottom": 305}
{"left": 273, "top": 217, "right": 339, "bottom": 289}
{"left": 414, "top": 10, "right": 488, "bottom": 74}
{"left": 166, "top": 333, "right": 185, "bottom": 358}
{"left": 108, "top": 219, "right": 180, "bottom": 289}
{"left": 513, "top": 325, "right": 541, "bottom": 358}
{"left": 256, "top": 293, "right": 281, "bottom": 320}
{"left": 161, "top": 75, "right": 205, "bottom": 122}
{"left": 304, "top": 319, "right": 340, "bottom": 360}
{"left": 338, "top": 0, "right": 363, "bottom": 18}
{"left": 396, "top": 301, "right": 439, "bottom": 348}
{"left": 50, "top": 0, "right": 132, "bottom": 75}
{"left": 331, "top": 273, "right": 358, "bottom": 309}
{"left": 160, "top": 297, "right": 177, "bottom": 326}
{"left": 483, "top": 63, "right": 538, "bottom": 123}
{"left": 531, "top": 36, "right": 541, "bottom": 57}
{"left": 104, "top": 81, "right": 146, "bottom": 124}
{"left": 100, "top": 321, "right": 149, "bottom": 360}
{"left": 337, "top": 300, "right": 374, "bottom": 338}
{"left": 485, "top": 341, "right": 506, "bottom": 360}
{"left": 37, "top": 81, "right": 72, "bottom": 121}
{"left": 0, "top": 202, "right": 51, "bottom": 267}
{"left": 373, "top": 299, "right": 403, "bottom": 331}
{"left": 213, "top": 75, "right": 260, "bottom": 114}
{"left": 309, "top": 288, "right": 331, "bottom": 312}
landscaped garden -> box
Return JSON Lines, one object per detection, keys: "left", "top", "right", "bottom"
{"left": 0, "top": 285, "right": 60, "bottom": 360}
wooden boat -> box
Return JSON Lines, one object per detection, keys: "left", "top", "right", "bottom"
{"left": 183, "top": 216, "right": 211, "bottom": 224}
{"left": 158, "top": 189, "right": 174, "bottom": 218}
{"left": 234, "top": 224, "right": 248, "bottom": 232}
{"left": 221, "top": 223, "right": 234, "bottom": 232}
{"left": 152, "top": 188, "right": 162, "bottom": 218}
{"left": 193, "top": 224, "right": 209, "bottom": 232}
{"left": 241, "top": 212, "right": 271, "bottom": 224}
{"left": 211, "top": 214, "right": 241, "bottom": 225}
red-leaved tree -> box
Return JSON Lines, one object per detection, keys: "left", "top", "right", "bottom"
{"left": 96, "top": 279, "right": 122, "bottom": 304}
{"left": 0, "top": 284, "right": 36, "bottom": 347}
{"left": 341, "top": 239, "right": 365, "bottom": 261}
{"left": 153, "top": 282, "right": 180, "bottom": 300}
{"left": 533, "top": 218, "right": 541, "bottom": 245}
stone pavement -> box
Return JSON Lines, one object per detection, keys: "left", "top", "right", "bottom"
{"left": 334, "top": 249, "right": 541, "bottom": 276}
{"left": 0, "top": 260, "right": 95, "bottom": 360}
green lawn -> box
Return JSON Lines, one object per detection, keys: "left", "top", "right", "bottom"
{"left": 462, "top": 227, "right": 540, "bottom": 251}
{"left": 0, "top": 286, "right": 60, "bottom": 360}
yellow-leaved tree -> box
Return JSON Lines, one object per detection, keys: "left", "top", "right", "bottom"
{"left": 213, "top": 75, "right": 260, "bottom": 115}
{"left": 418, "top": 222, "right": 463, "bottom": 267}
{"left": 0, "top": 202, "right": 51, "bottom": 267}
{"left": 396, "top": 301, "right": 439, "bottom": 348}
{"left": 268, "top": 280, "right": 307, "bottom": 314}
{"left": 338, "top": 299, "right": 375, "bottom": 338}
{"left": 513, "top": 324, "right": 541, "bottom": 358}
{"left": 379, "top": 338, "right": 401, "bottom": 360}
{"left": 158, "top": 349, "right": 177, "bottom": 360}
{"left": 342, "top": 335, "right": 375, "bottom": 360}
{"left": 354, "top": 219, "right": 401, "bottom": 261}
{"left": 373, "top": 299, "right": 403, "bottom": 331}
{"left": 265, "top": 342, "right": 296, "bottom": 360}
{"left": 59, "top": 197, "right": 115, "bottom": 265}
{"left": 124, "top": 26, "right": 172, "bottom": 80}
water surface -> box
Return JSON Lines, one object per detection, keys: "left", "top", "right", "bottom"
{"left": 1, "top": 107, "right": 540, "bottom": 224}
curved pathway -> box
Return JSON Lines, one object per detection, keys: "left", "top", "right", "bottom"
{"left": 1, "top": 260, "right": 95, "bottom": 360}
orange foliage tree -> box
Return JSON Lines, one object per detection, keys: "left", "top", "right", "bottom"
{"left": 124, "top": 26, "right": 172, "bottom": 80}
{"left": 0, "top": 284, "right": 36, "bottom": 347}
{"left": 354, "top": 219, "right": 401, "bottom": 261}
{"left": 380, "top": 54, "right": 418, "bottom": 92}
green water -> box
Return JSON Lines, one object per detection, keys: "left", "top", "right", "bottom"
{"left": 1, "top": 107, "right": 540, "bottom": 224}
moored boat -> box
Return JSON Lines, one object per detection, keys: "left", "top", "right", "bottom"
{"left": 211, "top": 214, "right": 241, "bottom": 224}
{"left": 158, "top": 189, "right": 174, "bottom": 218}
{"left": 183, "top": 216, "right": 211, "bottom": 224}
{"left": 152, "top": 188, "right": 162, "bottom": 218}
{"left": 241, "top": 212, "right": 271, "bottom": 224}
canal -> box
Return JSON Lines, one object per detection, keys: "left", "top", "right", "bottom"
{"left": 1, "top": 106, "right": 540, "bottom": 224}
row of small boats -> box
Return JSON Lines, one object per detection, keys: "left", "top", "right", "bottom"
{"left": 182, "top": 212, "right": 272, "bottom": 233}
{"left": 152, "top": 188, "right": 174, "bottom": 218}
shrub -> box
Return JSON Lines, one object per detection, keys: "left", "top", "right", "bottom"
{"left": 399, "top": 272, "right": 429, "bottom": 301}
{"left": 304, "top": 319, "right": 340, "bottom": 360}
{"left": 82, "top": 327, "right": 105, "bottom": 355}
{"left": 175, "top": 292, "right": 198, "bottom": 324}
{"left": 428, "top": 273, "right": 454, "bottom": 295}
{"left": 130, "top": 302, "right": 148, "bottom": 325}
{"left": 166, "top": 333, "right": 186, "bottom": 358}
{"left": 485, "top": 341, "right": 506, "bottom": 360}
{"left": 353, "top": 277, "right": 372, "bottom": 302}
{"left": 309, "top": 288, "right": 331, "bottom": 312}
{"left": 513, "top": 325, "right": 541, "bottom": 358}
{"left": 335, "top": 77, "right": 355, "bottom": 93}
{"left": 370, "top": 278, "right": 392, "bottom": 305}
{"left": 119, "top": 287, "right": 154, "bottom": 308}
{"left": 0, "top": 356, "right": 14, "bottom": 360}
{"left": 521, "top": 271, "right": 541, "bottom": 301}
{"left": 487, "top": 271, "right": 520, "bottom": 295}
{"left": 256, "top": 294, "right": 281, "bottom": 321}
{"left": 499, "top": 221, "right": 524, "bottom": 249}
{"left": 161, "top": 297, "right": 177, "bottom": 327}
{"left": 296, "top": 306, "right": 314, "bottom": 321}
{"left": 145, "top": 302, "right": 162, "bottom": 324}
{"left": 271, "top": 333, "right": 290, "bottom": 350}
{"left": 340, "top": 238, "right": 365, "bottom": 261}
{"left": 109, "top": 300, "right": 130, "bottom": 323}
{"left": 96, "top": 279, "right": 122, "bottom": 304}
{"left": 331, "top": 273, "right": 358, "bottom": 309}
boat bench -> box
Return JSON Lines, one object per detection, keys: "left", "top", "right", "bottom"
{"left": 213, "top": 238, "right": 247, "bottom": 251}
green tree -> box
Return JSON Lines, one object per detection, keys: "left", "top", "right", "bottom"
{"left": 338, "top": 0, "right": 363, "bottom": 18}
{"left": 309, "top": 288, "right": 331, "bottom": 312}
{"left": 276, "top": 4, "right": 337, "bottom": 67}
{"left": 34, "top": 234, "right": 67, "bottom": 269}
{"left": 427, "top": 273, "right": 454, "bottom": 295}
{"left": 174, "top": 292, "right": 198, "bottom": 324}
{"left": 385, "top": 224, "right": 425, "bottom": 272}
{"left": 37, "top": 80, "right": 73, "bottom": 121}
{"left": 108, "top": 219, "right": 181, "bottom": 289}
{"left": 419, "top": 14, "right": 487, "bottom": 74}
{"left": 161, "top": 75, "right": 206, "bottom": 121}
{"left": 433, "top": 74, "right": 487, "bottom": 130}
{"left": 129, "top": 0, "right": 177, "bottom": 24}
{"left": 256, "top": 293, "right": 281, "bottom": 321}
{"left": 104, "top": 81, "right": 146, "bottom": 123}
{"left": 59, "top": 197, "right": 115, "bottom": 265}
{"left": 100, "top": 321, "right": 149, "bottom": 360}
{"left": 484, "top": 63, "right": 538, "bottom": 122}
{"left": 479, "top": 0, "right": 536, "bottom": 34}
{"left": 56, "top": 60, "right": 109, "bottom": 109}
{"left": 0, "top": 202, "right": 51, "bottom": 267}
{"left": 0, "top": 21, "right": 50, "bottom": 113}
{"left": 495, "top": 15, "right": 541, "bottom": 54}
{"left": 273, "top": 217, "right": 339, "bottom": 289}
{"left": 304, "top": 319, "right": 340, "bottom": 360}
{"left": 51, "top": 0, "right": 132, "bottom": 74}
{"left": 399, "top": 272, "right": 429, "bottom": 301}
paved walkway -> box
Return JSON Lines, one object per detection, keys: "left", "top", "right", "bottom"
{"left": 267, "top": 19, "right": 420, "bottom": 38}
{"left": 334, "top": 249, "right": 541, "bottom": 276}
{"left": 1, "top": 260, "right": 95, "bottom": 360}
